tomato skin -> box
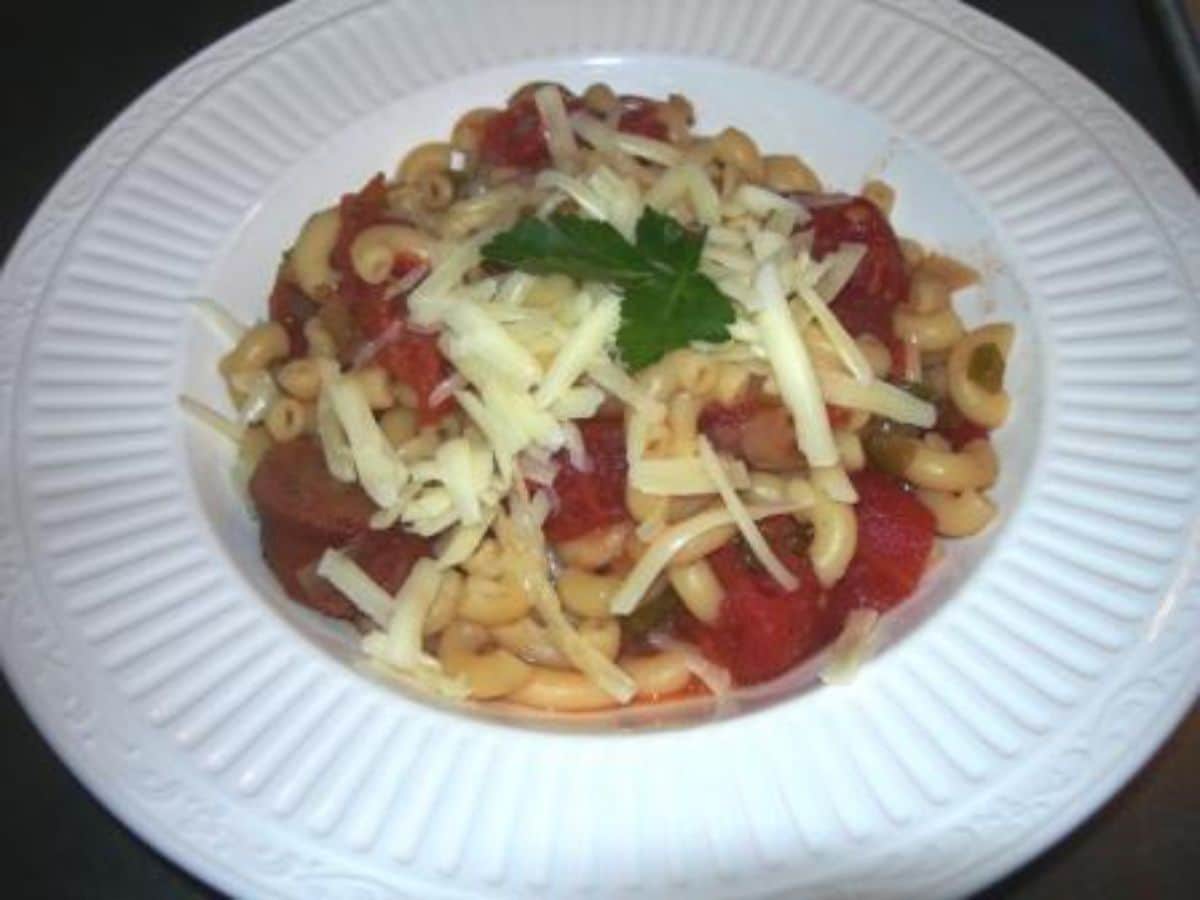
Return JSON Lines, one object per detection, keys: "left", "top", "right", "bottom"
{"left": 480, "top": 99, "right": 551, "bottom": 169}
{"left": 616, "top": 96, "right": 668, "bottom": 140}
{"left": 827, "top": 469, "right": 935, "bottom": 626}
{"left": 681, "top": 517, "right": 830, "bottom": 686}
{"left": 801, "top": 195, "right": 908, "bottom": 342}
{"left": 331, "top": 174, "right": 390, "bottom": 280}
{"left": 543, "top": 416, "right": 630, "bottom": 542}
{"left": 344, "top": 247, "right": 452, "bottom": 425}
{"left": 268, "top": 273, "right": 316, "bottom": 358}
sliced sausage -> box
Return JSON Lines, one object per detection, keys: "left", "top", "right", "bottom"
{"left": 249, "top": 435, "right": 375, "bottom": 541}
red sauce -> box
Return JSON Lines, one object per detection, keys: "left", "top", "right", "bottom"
{"left": 331, "top": 174, "right": 390, "bottom": 280}
{"left": 827, "top": 469, "right": 934, "bottom": 627}
{"left": 542, "top": 416, "right": 631, "bottom": 542}
{"left": 348, "top": 254, "right": 453, "bottom": 425}
{"left": 479, "top": 98, "right": 552, "bottom": 170}
{"left": 267, "top": 273, "right": 316, "bottom": 358}
{"left": 616, "top": 96, "right": 668, "bottom": 140}
{"left": 678, "top": 517, "right": 831, "bottom": 685}
{"left": 802, "top": 195, "right": 908, "bottom": 342}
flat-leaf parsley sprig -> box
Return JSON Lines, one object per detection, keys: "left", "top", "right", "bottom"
{"left": 482, "top": 208, "right": 736, "bottom": 369}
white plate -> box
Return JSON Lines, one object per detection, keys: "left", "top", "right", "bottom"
{"left": 2, "top": 1, "right": 1199, "bottom": 897}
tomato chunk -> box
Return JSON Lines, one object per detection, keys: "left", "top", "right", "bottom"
{"left": 346, "top": 254, "right": 452, "bottom": 425}
{"left": 268, "top": 273, "right": 316, "bottom": 358}
{"left": 543, "top": 416, "right": 630, "bottom": 542}
{"left": 827, "top": 469, "right": 934, "bottom": 626}
{"left": 480, "top": 99, "right": 551, "bottom": 169}
{"left": 802, "top": 195, "right": 908, "bottom": 342}
{"left": 616, "top": 96, "right": 668, "bottom": 140}
{"left": 680, "top": 517, "right": 829, "bottom": 685}
{"left": 331, "top": 174, "right": 389, "bottom": 279}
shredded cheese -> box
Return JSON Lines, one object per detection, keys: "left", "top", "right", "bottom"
{"left": 534, "top": 291, "right": 620, "bottom": 408}
{"left": 796, "top": 279, "right": 875, "bottom": 384}
{"left": 611, "top": 131, "right": 683, "bottom": 167}
{"left": 316, "top": 548, "right": 394, "bottom": 627}
{"left": 407, "top": 231, "right": 490, "bottom": 327}
{"left": 193, "top": 297, "right": 247, "bottom": 342}
{"left": 179, "top": 395, "right": 243, "bottom": 443}
{"left": 231, "top": 370, "right": 278, "bottom": 426}
{"left": 328, "top": 376, "right": 407, "bottom": 508}
{"left": 697, "top": 437, "right": 798, "bottom": 590}
{"left": 442, "top": 301, "right": 544, "bottom": 391}
{"left": 609, "top": 503, "right": 801, "bottom": 615}
{"left": 535, "top": 170, "right": 609, "bottom": 221}
{"left": 534, "top": 85, "right": 579, "bottom": 171}
{"left": 816, "top": 370, "right": 937, "bottom": 427}
{"left": 502, "top": 488, "right": 636, "bottom": 702}
{"left": 753, "top": 263, "right": 839, "bottom": 467}
{"left": 630, "top": 456, "right": 750, "bottom": 496}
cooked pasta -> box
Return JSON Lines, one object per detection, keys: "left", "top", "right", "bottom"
{"left": 189, "top": 82, "right": 1015, "bottom": 712}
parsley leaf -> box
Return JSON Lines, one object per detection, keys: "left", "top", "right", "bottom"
{"left": 481, "top": 208, "right": 735, "bottom": 369}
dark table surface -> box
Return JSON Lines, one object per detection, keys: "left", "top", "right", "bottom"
{"left": 2, "top": 2, "right": 1197, "bottom": 897}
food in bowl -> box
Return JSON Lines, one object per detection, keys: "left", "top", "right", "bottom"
{"left": 184, "top": 81, "right": 1013, "bottom": 711}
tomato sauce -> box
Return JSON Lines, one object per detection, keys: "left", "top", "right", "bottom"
{"left": 616, "top": 96, "right": 668, "bottom": 140}
{"left": 678, "top": 517, "right": 831, "bottom": 685}
{"left": 542, "top": 416, "right": 631, "bottom": 542}
{"left": 801, "top": 195, "right": 908, "bottom": 342}
{"left": 268, "top": 273, "right": 316, "bottom": 358}
{"left": 827, "top": 469, "right": 934, "bottom": 626}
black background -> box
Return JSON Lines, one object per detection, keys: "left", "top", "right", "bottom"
{"left": 1, "top": 2, "right": 1197, "bottom": 897}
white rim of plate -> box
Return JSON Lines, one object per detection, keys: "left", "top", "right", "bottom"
{"left": 2, "top": 2, "right": 1199, "bottom": 898}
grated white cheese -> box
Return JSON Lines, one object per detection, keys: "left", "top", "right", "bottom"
{"left": 316, "top": 548, "right": 394, "bottom": 627}
{"left": 816, "top": 370, "right": 936, "bottom": 427}
{"left": 609, "top": 503, "right": 801, "bottom": 615}
{"left": 814, "top": 242, "right": 868, "bottom": 304}
{"left": 434, "top": 437, "right": 483, "bottom": 525}
{"left": 179, "top": 395, "right": 243, "bottom": 443}
{"left": 192, "top": 297, "right": 247, "bottom": 342}
{"left": 436, "top": 513, "right": 495, "bottom": 570}
{"left": 231, "top": 370, "right": 279, "bottom": 426}
{"left": 630, "top": 455, "right": 750, "bottom": 496}
{"left": 534, "top": 291, "right": 621, "bottom": 408}
{"left": 328, "top": 375, "right": 407, "bottom": 508}
{"left": 734, "top": 184, "right": 804, "bottom": 217}
{"left": 612, "top": 131, "right": 683, "bottom": 167}
{"left": 796, "top": 279, "right": 875, "bottom": 384}
{"left": 535, "top": 170, "right": 609, "bottom": 221}
{"left": 502, "top": 488, "right": 636, "bottom": 702}
{"left": 407, "top": 231, "right": 490, "bottom": 327}
{"left": 442, "top": 301, "right": 544, "bottom": 391}
{"left": 534, "top": 85, "right": 579, "bottom": 171}
{"left": 697, "top": 437, "right": 798, "bottom": 590}
{"left": 753, "top": 263, "right": 839, "bottom": 467}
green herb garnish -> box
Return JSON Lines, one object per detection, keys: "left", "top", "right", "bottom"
{"left": 482, "top": 208, "right": 736, "bottom": 369}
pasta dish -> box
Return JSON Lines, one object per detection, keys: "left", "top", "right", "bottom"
{"left": 185, "top": 82, "right": 1014, "bottom": 712}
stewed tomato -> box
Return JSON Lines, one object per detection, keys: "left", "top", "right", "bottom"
{"left": 680, "top": 517, "right": 830, "bottom": 685}
{"left": 827, "top": 469, "right": 935, "bottom": 626}
{"left": 802, "top": 195, "right": 908, "bottom": 342}
{"left": 543, "top": 416, "right": 631, "bottom": 542}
